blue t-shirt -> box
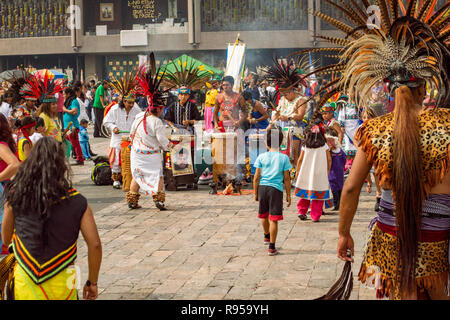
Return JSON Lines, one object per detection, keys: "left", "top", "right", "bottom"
{"left": 63, "top": 99, "right": 81, "bottom": 129}
{"left": 254, "top": 151, "right": 292, "bottom": 192}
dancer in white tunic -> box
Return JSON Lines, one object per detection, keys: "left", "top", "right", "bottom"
{"left": 103, "top": 98, "right": 141, "bottom": 189}
{"left": 126, "top": 53, "right": 172, "bottom": 210}
{"left": 104, "top": 71, "right": 141, "bottom": 189}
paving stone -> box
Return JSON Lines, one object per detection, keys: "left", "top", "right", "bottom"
{"left": 73, "top": 136, "right": 377, "bottom": 300}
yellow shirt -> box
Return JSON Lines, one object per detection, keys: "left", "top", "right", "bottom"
{"left": 205, "top": 89, "right": 218, "bottom": 108}
{"left": 18, "top": 137, "right": 31, "bottom": 161}
{"left": 40, "top": 113, "right": 62, "bottom": 142}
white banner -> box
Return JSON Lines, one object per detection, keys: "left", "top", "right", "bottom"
{"left": 138, "top": 55, "right": 148, "bottom": 68}
{"left": 226, "top": 43, "right": 246, "bottom": 92}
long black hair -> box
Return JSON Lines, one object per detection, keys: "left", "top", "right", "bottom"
{"left": 5, "top": 137, "right": 72, "bottom": 220}
{"left": 64, "top": 87, "right": 76, "bottom": 109}
{"left": 304, "top": 114, "right": 327, "bottom": 149}
{"left": 0, "top": 113, "right": 16, "bottom": 153}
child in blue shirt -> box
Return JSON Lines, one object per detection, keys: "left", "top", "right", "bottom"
{"left": 78, "top": 119, "right": 92, "bottom": 160}
{"left": 254, "top": 128, "right": 292, "bottom": 256}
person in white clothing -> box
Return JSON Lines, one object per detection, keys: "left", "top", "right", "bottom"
{"left": 0, "top": 92, "right": 13, "bottom": 120}
{"left": 103, "top": 77, "right": 141, "bottom": 190}
{"left": 77, "top": 83, "right": 89, "bottom": 122}
{"left": 29, "top": 117, "right": 46, "bottom": 144}
{"left": 126, "top": 53, "right": 172, "bottom": 211}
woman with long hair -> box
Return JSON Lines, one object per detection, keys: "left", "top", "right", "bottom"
{"left": 0, "top": 113, "right": 19, "bottom": 255}
{"left": 1, "top": 137, "right": 102, "bottom": 300}
{"left": 63, "top": 85, "right": 84, "bottom": 165}
{"left": 301, "top": 1, "right": 450, "bottom": 300}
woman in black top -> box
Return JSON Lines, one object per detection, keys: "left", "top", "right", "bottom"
{"left": 1, "top": 137, "right": 102, "bottom": 300}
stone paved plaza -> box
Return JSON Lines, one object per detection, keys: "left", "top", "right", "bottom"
{"left": 70, "top": 132, "right": 377, "bottom": 300}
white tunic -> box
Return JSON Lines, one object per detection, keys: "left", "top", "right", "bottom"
{"left": 103, "top": 103, "right": 142, "bottom": 149}
{"left": 129, "top": 113, "right": 171, "bottom": 196}
{"left": 295, "top": 145, "right": 330, "bottom": 192}
{"left": 77, "top": 98, "right": 89, "bottom": 122}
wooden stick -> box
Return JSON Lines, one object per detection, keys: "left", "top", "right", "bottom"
{"left": 62, "top": 122, "right": 73, "bottom": 139}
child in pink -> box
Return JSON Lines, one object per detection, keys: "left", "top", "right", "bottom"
{"left": 294, "top": 117, "right": 332, "bottom": 222}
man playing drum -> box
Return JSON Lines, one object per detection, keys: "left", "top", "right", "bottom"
{"left": 103, "top": 72, "right": 141, "bottom": 190}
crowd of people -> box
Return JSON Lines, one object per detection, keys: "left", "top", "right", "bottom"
{"left": 0, "top": 0, "right": 448, "bottom": 301}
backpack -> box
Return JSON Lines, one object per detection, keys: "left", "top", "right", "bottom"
{"left": 91, "top": 161, "right": 113, "bottom": 186}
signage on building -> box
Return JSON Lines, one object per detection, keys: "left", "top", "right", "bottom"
{"left": 126, "top": 0, "right": 168, "bottom": 23}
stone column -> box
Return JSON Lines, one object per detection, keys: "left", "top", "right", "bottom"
{"left": 194, "top": 0, "right": 201, "bottom": 45}
{"left": 188, "top": 0, "right": 194, "bottom": 44}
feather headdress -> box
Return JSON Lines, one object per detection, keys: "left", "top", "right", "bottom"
{"left": 162, "top": 56, "right": 211, "bottom": 91}
{"left": 20, "top": 71, "right": 65, "bottom": 103}
{"left": 6, "top": 70, "right": 31, "bottom": 106}
{"left": 263, "top": 57, "right": 309, "bottom": 91}
{"left": 292, "top": 0, "right": 449, "bottom": 109}
{"left": 135, "top": 53, "right": 168, "bottom": 134}
{"left": 108, "top": 66, "right": 137, "bottom": 102}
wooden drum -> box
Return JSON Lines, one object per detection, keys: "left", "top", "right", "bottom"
{"left": 211, "top": 132, "right": 238, "bottom": 185}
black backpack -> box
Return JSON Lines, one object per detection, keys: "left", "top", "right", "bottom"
{"left": 91, "top": 157, "right": 113, "bottom": 186}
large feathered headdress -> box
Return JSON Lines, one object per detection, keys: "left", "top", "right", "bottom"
{"left": 109, "top": 66, "right": 137, "bottom": 102}
{"left": 135, "top": 53, "right": 168, "bottom": 134}
{"left": 292, "top": 0, "right": 449, "bottom": 109}
{"left": 6, "top": 70, "right": 31, "bottom": 106}
{"left": 263, "top": 57, "right": 309, "bottom": 92}
{"left": 162, "top": 56, "right": 211, "bottom": 91}
{"left": 20, "top": 71, "right": 65, "bottom": 103}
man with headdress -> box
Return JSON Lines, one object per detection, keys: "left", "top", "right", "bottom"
{"left": 103, "top": 71, "right": 141, "bottom": 191}
{"left": 264, "top": 58, "right": 309, "bottom": 170}
{"left": 164, "top": 85, "right": 202, "bottom": 134}
{"left": 11, "top": 92, "right": 37, "bottom": 121}
{"left": 126, "top": 53, "right": 173, "bottom": 211}
{"left": 301, "top": 0, "right": 450, "bottom": 300}
{"left": 162, "top": 60, "right": 209, "bottom": 134}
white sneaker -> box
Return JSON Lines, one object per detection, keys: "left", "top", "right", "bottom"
{"left": 113, "top": 181, "right": 121, "bottom": 189}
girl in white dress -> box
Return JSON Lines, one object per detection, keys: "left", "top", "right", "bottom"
{"left": 294, "top": 117, "right": 332, "bottom": 222}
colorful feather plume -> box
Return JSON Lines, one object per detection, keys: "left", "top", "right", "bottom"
{"left": 108, "top": 65, "right": 137, "bottom": 101}
{"left": 263, "top": 57, "right": 309, "bottom": 91}
{"left": 135, "top": 53, "right": 168, "bottom": 108}
{"left": 162, "top": 56, "right": 211, "bottom": 90}
{"left": 20, "top": 71, "right": 65, "bottom": 103}
{"left": 135, "top": 53, "right": 169, "bottom": 134}
{"left": 294, "top": 0, "right": 449, "bottom": 109}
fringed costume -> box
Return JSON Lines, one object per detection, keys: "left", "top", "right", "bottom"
{"left": 103, "top": 69, "right": 141, "bottom": 190}
{"left": 127, "top": 53, "right": 172, "bottom": 210}
{"left": 297, "top": 0, "right": 450, "bottom": 299}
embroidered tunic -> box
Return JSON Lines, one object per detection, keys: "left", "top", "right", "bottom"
{"left": 338, "top": 103, "right": 360, "bottom": 156}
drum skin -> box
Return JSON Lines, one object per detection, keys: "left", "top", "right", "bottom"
{"left": 211, "top": 133, "right": 237, "bottom": 184}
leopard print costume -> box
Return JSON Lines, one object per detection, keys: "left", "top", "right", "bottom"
{"left": 359, "top": 224, "right": 449, "bottom": 300}
{"left": 355, "top": 108, "right": 450, "bottom": 299}
{"left": 355, "top": 108, "right": 450, "bottom": 192}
